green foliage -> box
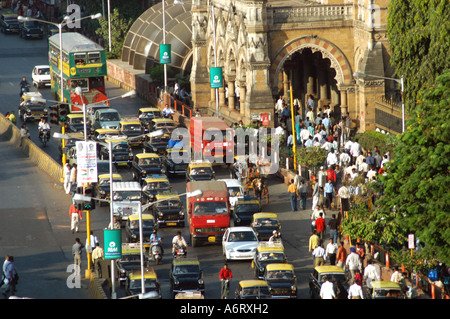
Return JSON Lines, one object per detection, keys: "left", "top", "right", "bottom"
{"left": 354, "top": 130, "right": 399, "bottom": 156}
{"left": 148, "top": 64, "right": 174, "bottom": 85}
{"left": 295, "top": 146, "right": 327, "bottom": 169}
{"left": 387, "top": 0, "right": 450, "bottom": 112}
{"left": 95, "top": 8, "right": 133, "bottom": 59}
{"left": 375, "top": 70, "right": 450, "bottom": 265}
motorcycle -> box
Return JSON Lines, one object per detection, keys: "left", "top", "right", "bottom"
{"left": 20, "top": 84, "right": 30, "bottom": 97}
{"left": 173, "top": 245, "right": 187, "bottom": 258}
{"left": 39, "top": 128, "right": 50, "bottom": 147}
{"left": 149, "top": 242, "right": 163, "bottom": 265}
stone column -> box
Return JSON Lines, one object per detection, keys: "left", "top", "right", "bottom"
{"left": 283, "top": 69, "right": 289, "bottom": 101}
{"left": 239, "top": 82, "right": 246, "bottom": 115}
{"left": 228, "top": 80, "right": 235, "bottom": 110}
{"left": 340, "top": 89, "right": 347, "bottom": 115}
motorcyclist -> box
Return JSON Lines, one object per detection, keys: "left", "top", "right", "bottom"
{"left": 268, "top": 230, "right": 282, "bottom": 243}
{"left": 172, "top": 231, "right": 187, "bottom": 257}
{"left": 150, "top": 229, "right": 164, "bottom": 255}
{"left": 38, "top": 117, "right": 51, "bottom": 140}
{"left": 20, "top": 76, "right": 30, "bottom": 97}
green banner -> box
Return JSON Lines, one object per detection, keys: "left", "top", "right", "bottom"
{"left": 210, "top": 67, "right": 223, "bottom": 88}
{"left": 160, "top": 44, "right": 171, "bottom": 64}
{"left": 104, "top": 229, "right": 122, "bottom": 259}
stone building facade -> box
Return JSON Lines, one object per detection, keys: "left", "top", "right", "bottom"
{"left": 121, "top": 0, "right": 403, "bottom": 133}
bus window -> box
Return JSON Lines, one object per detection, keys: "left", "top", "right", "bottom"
{"left": 74, "top": 53, "right": 86, "bottom": 65}
{"left": 88, "top": 52, "right": 101, "bottom": 64}
{"left": 70, "top": 79, "right": 88, "bottom": 91}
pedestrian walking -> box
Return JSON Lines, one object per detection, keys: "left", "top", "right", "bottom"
{"left": 298, "top": 180, "right": 308, "bottom": 210}
{"left": 355, "top": 242, "right": 365, "bottom": 267}
{"left": 363, "top": 259, "right": 380, "bottom": 292}
{"left": 325, "top": 238, "right": 338, "bottom": 265}
{"left": 72, "top": 238, "right": 83, "bottom": 275}
{"left": 86, "top": 231, "right": 99, "bottom": 254}
{"left": 288, "top": 179, "right": 299, "bottom": 211}
{"left": 312, "top": 181, "right": 320, "bottom": 210}
{"left": 91, "top": 243, "right": 104, "bottom": 278}
{"left": 69, "top": 203, "right": 82, "bottom": 233}
{"left": 219, "top": 263, "right": 232, "bottom": 299}
{"left": 336, "top": 241, "right": 348, "bottom": 269}
{"left": 312, "top": 241, "right": 325, "bottom": 267}
{"left": 348, "top": 280, "right": 364, "bottom": 299}
{"left": 19, "top": 123, "right": 30, "bottom": 147}
{"left": 324, "top": 179, "right": 334, "bottom": 210}
{"left": 390, "top": 266, "right": 402, "bottom": 283}
{"left": 315, "top": 212, "right": 326, "bottom": 241}
{"left": 309, "top": 230, "right": 320, "bottom": 253}
{"left": 327, "top": 214, "right": 339, "bottom": 244}
{"left": 64, "top": 163, "right": 71, "bottom": 194}
{"left": 1, "top": 256, "right": 18, "bottom": 298}
{"left": 9, "top": 111, "right": 17, "bottom": 125}
{"left": 346, "top": 247, "right": 362, "bottom": 279}
{"left": 69, "top": 163, "right": 77, "bottom": 192}
{"left": 319, "top": 276, "right": 335, "bottom": 299}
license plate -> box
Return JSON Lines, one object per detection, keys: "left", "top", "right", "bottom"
{"left": 167, "top": 222, "right": 177, "bottom": 226}
{"left": 208, "top": 236, "right": 216, "bottom": 242}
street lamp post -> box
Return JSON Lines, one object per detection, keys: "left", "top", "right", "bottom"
{"left": 353, "top": 71, "right": 405, "bottom": 132}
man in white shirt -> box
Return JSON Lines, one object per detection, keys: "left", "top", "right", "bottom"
{"left": 339, "top": 151, "right": 351, "bottom": 168}
{"left": 312, "top": 243, "right": 326, "bottom": 267}
{"left": 364, "top": 259, "right": 381, "bottom": 290}
{"left": 348, "top": 281, "right": 364, "bottom": 299}
{"left": 346, "top": 247, "right": 362, "bottom": 278}
{"left": 300, "top": 127, "right": 311, "bottom": 145}
{"left": 320, "top": 276, "right": 336, "bottom": 299}
{"left": 350, "top": 140, "right": 361, "bottom": 163}
{"left": 325, "top": 237, "right": 338, "bottom": 265}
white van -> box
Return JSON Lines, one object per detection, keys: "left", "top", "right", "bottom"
{"left": 111, "top": 181, "right": 142, "bottom": 222}
{"left": 218, "top": 179, "right": 245, "bottom": 211}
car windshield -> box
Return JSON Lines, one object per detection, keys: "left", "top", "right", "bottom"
{"left": 128, "top": 219, "right": 154, "bottom": 229}
{"left": 120, "top": 254, "right": 140, "bottom": 264}
{"left": 122, "top": 124, "right": 142, "bottom": 132}
{"left": 258, "top": 252, "right": 284, "bottom": 261}
{"left": 138, "top": 157, "right": 160, "bottom": 166}
{"left": 228, "top": 187, "right": 243, "bottom": 197}
{"left": 193, "top": 202, "right": 227, "bottom": 215}
{"left": 6, "top": 18, "right": 19, "bottom": 24}
{"left": 228, "top": 231, "right": 257, "bottom": 242}
{"left": 25, "top": 21, "right": 40, "bottom": 27}
{"left": 254, "top": 218, "right": 278, "bottom": 227}
{"left": 24, "top": 102, "right": 45, "bottom": 108}
{"left": 38, "top": 67, "right": 50, "bottom": 75}
{"left": 173, "top": 264, "right": 200, "bottom": 275}
{"left": 236, "top": 204, "right": 260, "bottom": 213}
{"left": 242, "top": 286, "right": 270, "bottom": 297}
{"left": 190, "top": 167, "right": 212, "bottom": 175}
{"left": 266, "top": 270, "right": 294, "bottom": 280}
{"left": 145, "top": 181, "right": 170, "bottom": 190}
{"left": 318, "top": 273, "right": 346, "bottom": 284}
{"left": 101, "top": 112, "right": 120, "bottom": 121}
{"left": 141, "top": 111, "right": 161, "bottom": 118}
{"left": 129, "top": 278, "right": 158, "bottom": 290}
{"left": 113, "top": 191, "right": 140, "bottom": 201}
{"left": 70, "top": 117, "right": 84, "bottom": 124}
{"left": 113, "top": 143, "right": 129, "bottom": 151}
{"left": 374, "top": 288, "right": 403, "bottom": 299}
{"left": 99, "top": 178, "right": 121, "bottom": 185}
{"left": 157, "top": 199, "right": 182, "bottom": 208}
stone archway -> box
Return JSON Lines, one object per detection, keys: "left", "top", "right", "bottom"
{"left": 271, "top": 36, "right": 352, "bottom": 90}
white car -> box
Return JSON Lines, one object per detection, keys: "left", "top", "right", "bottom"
{"left": 218, "top": 179, "right": 245, "bottom": 211}
{"left": 222, "top": 227, "right": 259, "bottom": 261}
{"left": 32, "top": 65, "right": 51, "bottom": 88}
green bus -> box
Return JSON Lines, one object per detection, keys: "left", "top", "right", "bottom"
{"left": 48, "top": 32, "right": 108, "bottom": 113}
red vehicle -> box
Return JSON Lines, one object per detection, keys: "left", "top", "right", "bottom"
{"left": 190, "top": 117, "right": 233, "bottom": 161}
{"left": 186, "top": 180, "right": 230, "bottom": 247}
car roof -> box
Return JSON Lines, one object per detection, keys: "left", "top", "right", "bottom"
{"left": 218, "top": 179, "right": 243, "bottom": 187}
{"left": 120, "top": 119, "right": 141, "bottom": 125}
{"left": 34, "top": 65, "right": 49, "bottom": 69}
{"left": 95, "top": 128, "right": 119, "bottom": 134}
{"left": 128, "top": 268, "right": 157, "bottom": 280}
{"left": 172, "top": 258, "right": 200, "bottom": 266}
{"left": 122, "top": 243, "right": 141, "bottom": 254}
{"left": 112, "top": 181, "right": 141, "bottom": 191}
{"left": 98, "top": 173, "right": 122, "bottom": 180}
{"left": 266, "top": 263, "right": 294, "bottom": 272}
{"left": 104, "top": 136, "right": 128, "bottom": 143}
{"left": 155, "top": 193, "right": 180, "bottom": 200}
{"left": 152, "top": 118, "right": 175, "bottom": 123}
{"left": 315, "top": 266, "right": 345, "bottom": 274}
{"left": 144, "top": 176, "right": 169, "bottom": 183}
{"left": 253, "top": 212, "right": 278, "bottom": 219}
{"left": 96, "top": 108, "right": 119, "bottom": 114}
{"left": 371, "top": 281, "right": 401, "bottom": 289}
{"left": 239, "top": 280, "right": 269, "bottom": 288}
{"left": 67, "top": 113, "right": 84, "bottom": 118}
{"left": 189, "top": 161, "right": 212, "bottom": 168}
{"left": 128, "top": 214, "right": 154, "bottom": 221}
{"left": 135, "top": 153, "right": 159, "bottom": 158}
{"left": 139, "top": 107, "right": 160, "bottom": 112}
{"left": 257, "top": 242, "right": 284, "bottom": 252}
{"left": 228, "top": 226, "right": 255, "bottom": 232}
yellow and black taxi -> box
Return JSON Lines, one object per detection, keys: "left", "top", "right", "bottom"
{"left": 131, "top": 153, "right": 165, "bottom": 183}
{"left": 99, "top": 136, "right": 133, "bottom": 166}
{"left": 125, "top": 214, "right": 157, "bottom": 249}
{"left": 0, "top": 13, "right": 20, "bottom": 34}
{"left": 251, "top": 212, "right": 282, "bottom": 241}
{"left": 186, "top": 161, "right": 215, "bottom": 182}
{"left": 148, "top": 117, "right": 178, "bottom": 133}
{"left": 91, "top": 128, "right": 120, "bottom": 143}
{"left": 19, "top": 19, "right": 43, "bottom": 39}
{"left": 169, "top": 258, "right": 204, "bottom": 298}
{"left": 66, "top": 113, "right": 91, "bottom": 133}
{"left": 142, "top": 174, "right": 171, "bottom": 202}
{"left": 18, "top": 92, "right": 48, "bottom": 122}
{"left": 234, "top": 280, "right": 272, "bottom": 299}
{"left": 153, "top": 193, "right": 185, "bottom": 227}
{"left": 162, "top": 148, "right": 189, "bottom": 176}
{"left": 94, "top": 173, "right": 122, "bottom": 205}
{"left": 252, "top": 242, "right": 287, "bottom": 280}
{"left": 142, "top": 130, "right": 171, "bottom": 155}
{"left": 119, "top": 118, "right": 144, "bottom": 147}
{"left": 264, "top": 263, "right": 297, "bottom": 299}
{"left": 116, "top": 243, "right": 148, "bottom": 286}
{"left": 309, "top": 265, "right": 349, "bottom": 299}
{"left": 125, "top": 268, "right": 161, "bottom": 299}
{"left": 366, "top": 281, "right": 406, "bottom": 299}
{"left": 232, "top": 196, "right": 261, "bottom": 226}
{"left": 138, "top": 107, "right": 162, "bottom": 131}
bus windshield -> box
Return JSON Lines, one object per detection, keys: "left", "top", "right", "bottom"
{"left": 193, "top": 201, "right": 228, "bottom": 215}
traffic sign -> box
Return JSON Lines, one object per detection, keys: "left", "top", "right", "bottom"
{"left": 76, "top": 141, "right": 98, "bottom": 185}
{"left": 104, "top": 229, "right": 122, "bottom": 259}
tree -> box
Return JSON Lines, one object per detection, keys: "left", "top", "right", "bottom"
{"left": 387, "top": 0, "right": 450, "bottom": 112}
{"left": 374, "top": 70, "right": 450, "bottom": 265}
{"left": 95, "top": 8, "right": 133, "bottom": 59}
